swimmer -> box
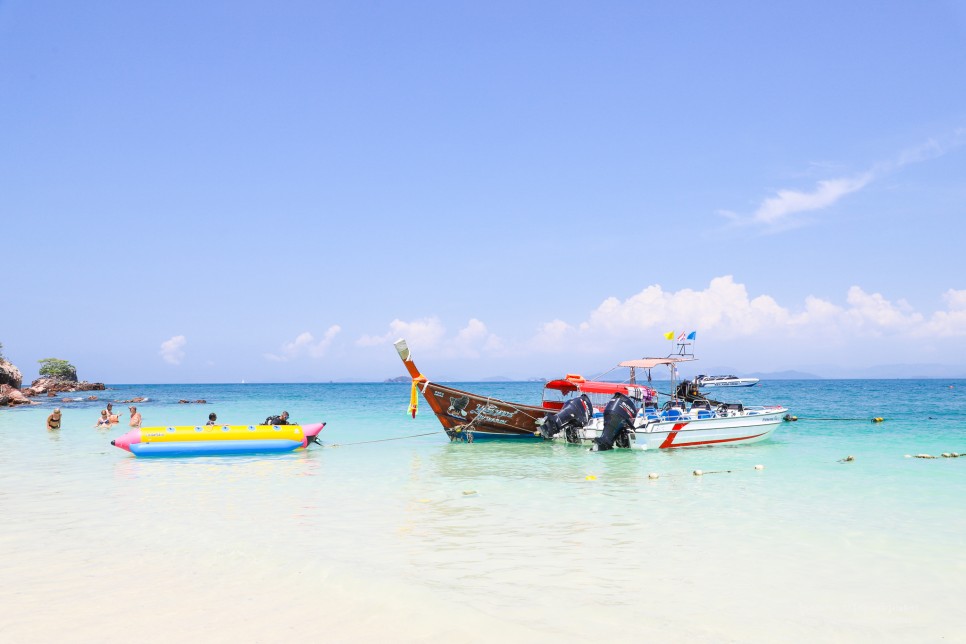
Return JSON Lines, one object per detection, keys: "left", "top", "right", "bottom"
{"left": 47, "top": 408, "right": 62, "bottom": 430}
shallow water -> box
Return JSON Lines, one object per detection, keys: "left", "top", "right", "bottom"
{"left": 1, "top": 380, "right": 964, "bottom": 642}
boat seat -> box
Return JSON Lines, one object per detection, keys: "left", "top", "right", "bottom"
{"left": 661, "top": 408, "right": 683, "bottom": 421}
{"left": 697, "top": 410, "right": 714, "bottom": 419}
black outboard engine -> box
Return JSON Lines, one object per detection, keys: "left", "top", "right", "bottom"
{"left": 539, "top": 394, "right": 592, "bottom": 443}
{"left": 592, "top": 393, "right": 638, "bottom": 451}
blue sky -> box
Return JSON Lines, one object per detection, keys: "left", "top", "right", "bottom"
{"left": 2, "top": 1, "right": 965, "bottom": 382}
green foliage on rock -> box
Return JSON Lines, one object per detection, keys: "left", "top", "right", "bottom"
{"left": 38, "top": 358, "right": 78, "bottom": 381}
{"left": 0, "top": 341, "right": 4, "bottom": 360}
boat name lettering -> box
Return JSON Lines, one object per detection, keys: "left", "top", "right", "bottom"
{"left": 144, "top": 432, "right": 165, "bottom": 437}
{"left": 470, "top": 404, "right": 516, "bottom": 419}
{"left": 434, "top": 391, "right": 444, "bottom": 398}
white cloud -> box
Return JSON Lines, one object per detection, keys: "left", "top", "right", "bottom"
{"left": 751, "top": 173, "right": 872, "bottom": 224}
{"left": 722, "top": 131, "right": 964, "bottom": 229}
{"left": 160, "top": 335, "right": 187, "bottom": 365}
{"left": 357, "top": 317, "right": 446, "bottom": 349}
{"left": 265, "top": 326, "right": 341, "bottom": 362}
{"left": 530, "top": 277, "right": 966, "bottom": 354}
{"left": 919, "top": 288, "right": 966, "bottom": 337}
{"left": 358, "top": 317, "right": 503, "bottom": 358}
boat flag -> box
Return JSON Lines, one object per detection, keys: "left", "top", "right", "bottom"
{"left": 664, "top": 331, "right": 674, "bottom": 340}
{"left": 687, "top": 331, "right": 697, "bottom": 341}
{"left": 677, "top": 332, "right": 687, "bottom": 340}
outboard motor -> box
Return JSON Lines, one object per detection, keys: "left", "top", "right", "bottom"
{"left": 539, "top": 394, "right": 592, "bottom": 443}
{"left": 592, "top": 393, "right": 638, "bottom": 451}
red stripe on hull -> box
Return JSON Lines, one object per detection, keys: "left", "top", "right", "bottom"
{"left": 662, "top": 430, "right": 769, "bottom": 448}
{"left": 659, "top": 422, "right": 690, "bottom": 448}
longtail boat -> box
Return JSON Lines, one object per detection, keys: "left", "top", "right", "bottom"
{"left": 394, "top": 339, "right": 651, "bottom": 441}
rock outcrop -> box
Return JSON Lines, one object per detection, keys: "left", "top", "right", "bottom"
{"left": 26, "top": 377, "right": 106, "bottom": 396}
{"left": 0, "top": 359, "right": 23, "bottom": 390}
{"left": 0, "top": 384, "right": 35, "bottom": 406}
{"left": 0, "top": 361, "right": 105, "bottom": 407}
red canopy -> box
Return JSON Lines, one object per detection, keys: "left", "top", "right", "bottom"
{"left": 544, "top": 378, "right": 655, "bottom": 398}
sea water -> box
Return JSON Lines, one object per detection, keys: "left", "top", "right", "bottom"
{"left": 1, "top": 380, "right": 964, "bottom": 642}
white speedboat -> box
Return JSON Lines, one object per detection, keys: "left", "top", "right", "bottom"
{"left": 540, "top": 354, "right": 785, "bottom": 451}
{"left": 696, "top": 374, "right": 760, "bottom": 387}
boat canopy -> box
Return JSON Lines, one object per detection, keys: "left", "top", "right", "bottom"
{"left": 544, "top": 377, "right": 655, "bottom": 398}
{"left": 618, "top": 357, "right": 693, "bottom": 369}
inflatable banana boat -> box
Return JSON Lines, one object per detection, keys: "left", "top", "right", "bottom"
{"left": 111, "top": 423, "right": 326, "bottom": 457}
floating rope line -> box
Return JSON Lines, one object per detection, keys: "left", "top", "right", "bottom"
{"left": 784, "top": 415, "right": 885, "bottom": 422}
{"left": 324, "top": 430, "right": 445, "bottom": 448}
{"left": 905, "top": 452, "right": 962, "bottom": 459}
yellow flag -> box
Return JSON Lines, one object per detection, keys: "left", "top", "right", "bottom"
{"left": 664, "top": 331, "right": 675, "bottom": 340}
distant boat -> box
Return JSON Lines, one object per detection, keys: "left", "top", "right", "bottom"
{"left": 696, "top": 374, "right": 760, "bottom": 388}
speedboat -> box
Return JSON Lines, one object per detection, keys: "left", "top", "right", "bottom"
{"left": 394, "top": 339, "right": 786, "bottom": 450}
{"left": 696, "top": 374, "right": 759, "bottom": 387}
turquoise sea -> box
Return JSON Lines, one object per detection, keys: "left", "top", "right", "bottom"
{"left": 1, "top": 380, "right": 964, "bottom": 642}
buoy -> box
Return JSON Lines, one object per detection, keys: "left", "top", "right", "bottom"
{"left": 647, "top": 472, "right": 660, "bottom": 480}
{"left": 952, "top": 453, "right": 960, "bottom": 458}
{"left": 585, "top": 474, "right": 597, "bottom": 481}
{"left": 693, "top": 469, "right": 703, "bottom": 476}
{"left": 941, "top": 453, "right": 951, "bottom": 458}
{"left": 843, "top": 455, "right": 855, "bottom": 462}
{"left": 417, "top": 499, "right": 430, "bottom": 503}
{"left": 783, "top": 414, "right": 798, "bottom": 422}
{"left": 904, "top": 454, "right": 912, "bottom": 458}
{"left": 915, "top": 454, "right": 936, "bottom": 459}
{"left": 463, "top": 490, "right": 477, "bottom": 495}
{"left": 871, "top": 417, "right": 884, "bottom": 423}
{"left": 754, "top": 464, "right": 765, "bottom": 470}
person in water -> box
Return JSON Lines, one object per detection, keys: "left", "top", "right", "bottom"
{"left": 106, "top": 402, "right": 119, "bottom": 423}
{"left": 263, "top": 411, "right": 291, "bottom": 425}
{"left": 128, "top": 406, "right": 142, "bottom": 428}
{"left": 95, "top": 410, "right": 111, "bottom": 428}
{"left": 206, "top": 412, "right": 219, "bottom": 426}
{"left": 47, "top": 408, "right": 62, "bottom": 430}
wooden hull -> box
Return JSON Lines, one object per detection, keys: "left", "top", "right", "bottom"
{"left": 394, "top": 339, "right": 548, "bottom": 441}
{"left": 417, "top": 380, "right": 549, "bottom": 440}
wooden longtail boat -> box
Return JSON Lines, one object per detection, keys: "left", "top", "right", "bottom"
{"left": 394, "top": 339, "right": 653, "bottom": 441}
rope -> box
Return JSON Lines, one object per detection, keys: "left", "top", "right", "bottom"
{"left": 323, "top": 430, "right": 445, "bottom": 448}
{"left": 788, "top": 417, "right": 882, "bottom": 421}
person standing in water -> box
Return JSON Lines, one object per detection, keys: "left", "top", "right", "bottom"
{"left": 206, "top": 412, "right": 219, "bottom": 426}
{"left": 95, "top": 410, "right": 111, "bottom": 428}
{"left": 129, "top": 406, "right": 142, "bottom": 428}
{"left": 47, "top": 408, "right": 62, "bottom": 430}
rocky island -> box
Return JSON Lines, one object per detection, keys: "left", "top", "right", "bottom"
{"left": 0, "top": 354, "right": 105, "bottom": 407}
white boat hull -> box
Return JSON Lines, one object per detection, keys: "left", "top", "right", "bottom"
{"left": 699, "top": 377, "right": 759, "bottom": 387}
{"left": 567, "top": 407, "right": 786, "bottom": 450}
